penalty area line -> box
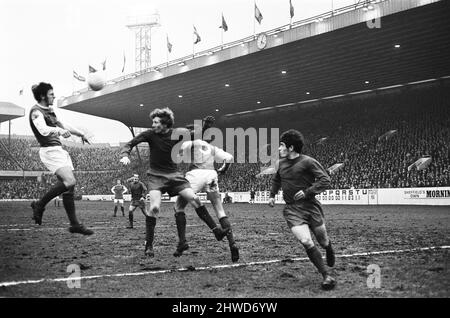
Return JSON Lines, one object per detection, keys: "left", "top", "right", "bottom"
{"left": 0, "top": 245, "right": 448, "bottom": 288}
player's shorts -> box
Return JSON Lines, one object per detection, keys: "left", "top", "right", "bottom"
{"left": 130, "top": 199, "right": 145, "bottom": 210}
{"left": 283, "top": 199, "right": 325, "bottom": 229}
{"left": 39, "top": 146, "right": 74, "bottom": 174}
{"left": 185, "top": 169, "right": 219, "bottom": 193}
{"left": 114, "top": 199, "right": 124, "bottom": 204}
{"left": 147, "top": 172, "right": 191, "bottom": 197}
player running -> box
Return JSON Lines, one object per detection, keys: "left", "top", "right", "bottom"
{"left": 268, "top": 129, "right": 336, "bottom": 290}
{"left": 119, "top": 108, "right": 228, "bottom": 257}
{"left": 125, "top": 174, "right": 147, "bottom": 229}
{"left": 111, "top": 179, "right": 128, "bottom": 217}
{"left": 173, "top": 119, "right": 239, "bottom": 262}
{"left": 29, "top": 82, "right": 93, "bottom": 235}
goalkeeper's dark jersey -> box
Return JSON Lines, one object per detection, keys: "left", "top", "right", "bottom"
{"left": 129, "top": 181, "right": 147, "bottom": 201}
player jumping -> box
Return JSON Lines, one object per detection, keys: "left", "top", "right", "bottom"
{"left": 268, "top": 129, "right": 336, "bottom": 290}
{"left": 125, "top": 174, "right": 147, "bottom": 229}
{"left": 111, "top": 179, "right": 127, "bottom": 217}
{"left": 119, "top": 108, "right": 228, "bottom": 257}
{"left": 29, "top": 82, "right": 93, "bottom": 235}
{"left": 173, "top": 118, "right": 239, "bottom": 262}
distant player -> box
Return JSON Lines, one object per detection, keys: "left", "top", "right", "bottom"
{"left": 119, "top": 108, "right": 228, "bottom": 257}
{"left": 125, "top": 174, "right": 147, "bottom": 229}
{"left": 54, "top": 194, "right": 62, "bottom": 207}
{"left": 29, "top": 82, "right": 93, "bottom": 235}
{"left": 249, "top": 188, "right": 256, "bottom": 204}
{"left": 111, "top": 179, "right": 127, "bottom": 217}
{"left": 173, "top": 120, "right": 239, "bottom": 262}
{"left": 268, "top": 129, "right": 336, "bottom": 290}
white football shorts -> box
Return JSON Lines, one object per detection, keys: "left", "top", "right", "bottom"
{"left": 114, "top": 199, "right": 124, "bottom": 204}
{"left": 185, "top": 169, "right": 219, "bottom": 193}
{"left": 39, "top": 146, "right": 74, "bottom": 174}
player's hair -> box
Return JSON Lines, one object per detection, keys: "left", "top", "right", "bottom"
{"left": 150, "top": 107, "right": 174, "bottom": 128}
{"left": 31, "top": 82, "right": 53, "bottom": 102}
{"left": 280, "top": 129, "right": 304, "bottom": 153}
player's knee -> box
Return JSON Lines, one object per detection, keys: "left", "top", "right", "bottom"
{"left": 317, "top": 237, "right": 329, "bottom": 248}
{"left": 64, "top": 178, "right": 76, "bottom": 188}
{"left": 299, "top": 238, "right": 314, "bottom": 249}
{"left": 190, "top": 196, "right": 201, "bottom": 207}
{"left": 150, "top": 205, "right": 160, "bottom": 215}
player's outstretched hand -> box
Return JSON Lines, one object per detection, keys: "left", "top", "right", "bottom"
{"left": 294, "top": 190, "right": 305, "bottom": 201}
{"left": 120, "top": 157, "right": 131, "bottom": 166}
{"left": 81, "top": 135, "right": 91, "bottom": 145}
{"left": 268, "top": 197, "right": 275, "bottom": 207}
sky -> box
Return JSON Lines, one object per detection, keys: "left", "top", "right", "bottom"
{"left": 0, "top": 0, "right": 356, "bottom": 144}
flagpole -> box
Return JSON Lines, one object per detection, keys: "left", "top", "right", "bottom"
{"left": 253, "top": 1, "right": 256, "bottom": 39}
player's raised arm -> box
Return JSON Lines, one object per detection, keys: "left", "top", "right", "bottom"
{"left": 58, "top": 121, "right": 87, "bottom": 139}
{"left": 214, "top": 147, "right": 233, "bottom": 175}
{"left": 120, "top": 130, "right": 153, "bottom": 165}
{"left": 303, "top": 158, "right": 331, "bottom": 199}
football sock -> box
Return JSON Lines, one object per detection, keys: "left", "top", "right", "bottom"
{"left": 62, "top": 187, "right": 79, "bottom": 226}
{"left": 325, "top": 240, "right": 333, "bottom": 252}
{"left": 306, "top": 245, "right": 327, "bottom": 278}
{"left": 121, "top": 206, "right": 124, "bottom": 215}
{"left": 174, "top": 212, "right": 187, "bottom": 243}
{"left": 145, "top": 216, "right": 156, "bottom": 248}
{"left": 128, "top": 211, "right": 134, "bottom": 227}
{"left": 39, "top": 181, "right": 68, "bottom": 208}
{"left": 195, "top": 205, "right": 218, "bottom": 230}
{"left": 219, "top": 216, "right": 235, "bottom": 245}
{"left": 114, "top": 206, "right": 117, "bottom": 215}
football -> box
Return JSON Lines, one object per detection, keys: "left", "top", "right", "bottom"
{"left": 87, "top": 71, "right": 106, "bottom": 91}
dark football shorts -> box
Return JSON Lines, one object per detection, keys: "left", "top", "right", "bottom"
{"left": 130, "top": 199, "right": 146, "bottom": 210}
{"left": 283, "top": 199, "right": 325, "bottom": 228}
{"left": 147, "top": 172, "right": 191, "bottom": 197}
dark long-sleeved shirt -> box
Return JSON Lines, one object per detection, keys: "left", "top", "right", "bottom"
{"left": 120, "top": 128, "right": 189, "bottom": 175}
{"left": 270, "top": 154, "right": 331, "bottom": 204}
{"left": 128, "top": 181, "right": 147, "bottom": 200}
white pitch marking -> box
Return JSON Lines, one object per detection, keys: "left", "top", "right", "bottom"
{"left": 0, "top": 245, "right": 448, "bottom": 288}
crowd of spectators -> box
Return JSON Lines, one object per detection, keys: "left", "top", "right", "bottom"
{"left": 1, "top": 84, "right": 449, "bottom": 198}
